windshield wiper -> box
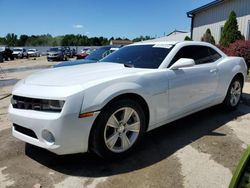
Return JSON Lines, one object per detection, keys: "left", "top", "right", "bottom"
{"left": 123, "top": 64, "right": 134, "bottom": 68}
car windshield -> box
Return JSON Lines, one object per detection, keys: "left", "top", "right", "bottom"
{"left": 100, "top": 44, "right": 174, "bottom": 69}
{"left": 13, "top": 49, "right": 22, "bottom": 51}
{"left": 85, "top": 47, "right": 111, "bottom": 61}
{"left": 28, "top": 49, "right": 36, "bottom": 52}
{"left": 49, "top": 48, "right": 59, "bottom": 52}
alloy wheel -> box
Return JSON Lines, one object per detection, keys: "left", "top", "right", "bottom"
{"left": 104, "top": 107, "right": 141, "bottom": 153}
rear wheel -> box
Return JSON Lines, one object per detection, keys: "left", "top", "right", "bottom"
{"left": 223, "top": 77, "right": 243, "bottom": 110}
{"left": 91, "top": 99, "right": 146, "bottom": 159}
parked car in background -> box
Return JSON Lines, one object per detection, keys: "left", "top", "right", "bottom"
{"left": 71, "top": 48, "right": 77, "bottom": 57}
{"left": 12, "top": 48, "right": 28, "bottom": 59}
{"left": 0, "top": 46, "right": 14, "bottom": 61}
{"left": 47, "top": 47, "right": 66, "bottom": 61}
{"left": 9, "top": 41, "right": 247, "bottom": 159}
{"left": 76, "top": 48, "right": 92, "bottom": 59}
{"left": 27, "top": 49, "right": 40, "bottom": 57}
{"left": 55, "top": 45, "right": 121, "bottom": 67}
{"left": 63, "top": 47, "right": 74, "bottom": 58}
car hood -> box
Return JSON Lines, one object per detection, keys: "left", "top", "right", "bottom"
{"left": 54, "top": 59, "right": 96, "bottom": 68}
{"left": 13, "top": 51, "right": 21, "bottom": 54}
{"left": 24, "top": 63, "right": 150, "bottom": 87}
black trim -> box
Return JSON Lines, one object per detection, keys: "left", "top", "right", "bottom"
{"left": 187, "top": 0, "right": 224, "bottom": 16}
{"left": 11, "top": 95, "right": 63, "bottom": 112}
{"left": 13, "top": 124, "right": 38, "bottom": 139}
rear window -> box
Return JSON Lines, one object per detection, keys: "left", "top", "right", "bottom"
{"left": 100, "top": 44, "right": 173, "bottom": 69}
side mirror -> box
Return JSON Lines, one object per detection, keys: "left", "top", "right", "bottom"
{"left": 170, "top": 58, "right": 195, "bottom": 70}
{"left": 229, "top": 146, "right": 250, "bottom": 188}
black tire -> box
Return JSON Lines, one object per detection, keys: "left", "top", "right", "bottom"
{"left": 90, "top": 99, "right": 146, "bottom": 159}
{"left": 222, "top": 76, "right": 243, "bottom": 110}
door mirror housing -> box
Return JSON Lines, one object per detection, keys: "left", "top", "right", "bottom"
{"left": 170, "top": 58, "right": 195, "bottom": 70}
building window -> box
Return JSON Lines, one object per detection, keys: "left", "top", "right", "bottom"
{"left": 248, "top": 21, "right": 250, "bottom": 40}
{"left": 220, "top": 26, "right": 224, "bottom": 38}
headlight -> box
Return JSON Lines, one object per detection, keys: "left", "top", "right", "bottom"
{"left": 41, "top": 99, "right": 65, "bottom": 111}
{"left": 11, "top": 95, "right": 65, "bottom": 112}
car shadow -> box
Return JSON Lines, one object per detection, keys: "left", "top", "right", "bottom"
{"left": 25, "top": 104, "right": 250, "bottom": 178}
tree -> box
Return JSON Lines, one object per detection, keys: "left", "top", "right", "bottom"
{"left": 5, "top": 33, "right": 18, "bottom": 46}
{"left": 132, "top": 35, "right": 154, "bottom": 42}
{"left": 0, "top": 37, "right": 6, "bottom": 45}
{"left": 18, "top": 35, "right": 29, "bottom": 46}
{"left": 219, "top": 11, "right": 244, "bottom": 47}
{"left": 201, "top": 28, "right": 215, "bottom": 44}
{"left": 184, "top": 36, "right": 192, "bottom": 41}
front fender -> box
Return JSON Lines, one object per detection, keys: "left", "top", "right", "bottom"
{"left": 81, "top": 82, "right": 149, "bottom": 113}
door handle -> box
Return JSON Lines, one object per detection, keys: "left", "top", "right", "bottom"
{"left": 210, "top": 69, "right": 218, "bottom": 73}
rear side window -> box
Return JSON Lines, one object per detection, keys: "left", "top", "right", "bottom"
{"left": 168, "top": 45, "right": 222, "bottom": 67}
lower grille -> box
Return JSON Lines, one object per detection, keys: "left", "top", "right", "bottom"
{"left": 13, "top": 124, "right": 38, "bottom": 139}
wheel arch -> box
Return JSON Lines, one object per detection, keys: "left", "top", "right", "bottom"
{"left": 233, "top": 72, "right": 244, "bottom": 87}
{"left": 88, "top": 92, "right": 150, "bottom": 151}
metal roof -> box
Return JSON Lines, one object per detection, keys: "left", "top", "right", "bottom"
{"left": 187, "top": 0, "right": 225, "bottom": 16}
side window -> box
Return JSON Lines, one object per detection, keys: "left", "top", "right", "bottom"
{"left": 168, "top": 46, "right": 194, "bottom": 67}
{"left": 207, "top": 47, "right": 222, "bottom": 62}
{"left": 168, "top": 45, "right": 221, "bottom": 67}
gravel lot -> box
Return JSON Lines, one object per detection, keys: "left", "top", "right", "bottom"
{"left": 0, "top": 58, "right": 250, "bottom": 188}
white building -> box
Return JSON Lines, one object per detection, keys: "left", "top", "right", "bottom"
{"left": 187, "top": 0, "right": 250, "bottom": 44}
{"left": 142, "top": 30, "right": 190, "bottom": 43}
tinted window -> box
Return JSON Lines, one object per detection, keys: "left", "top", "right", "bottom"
{"left": 85, "top": 47, "right": 111, "bottom": 61}
{"left": 169, "top": 45, "right": 221, "bottom": 67}
{"left": 49, "top": 48, "right": 59, "bottom": 52}
{"left": 100, "top": 45, "right": 173, "bottom": 69}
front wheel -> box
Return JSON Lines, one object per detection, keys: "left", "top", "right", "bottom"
{"left": 223, "top": 77, "right": 243, "bottom": 110}
{"left": 91, "top": 99, "right": 146, "bottom": 159}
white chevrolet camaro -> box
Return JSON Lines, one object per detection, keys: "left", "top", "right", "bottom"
{"left": 9, "top": 41, "right": 247, "bottom": 158}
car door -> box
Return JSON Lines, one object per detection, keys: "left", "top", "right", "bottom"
{"left": 166, "top": 45, "right": 221, "bottom": 119}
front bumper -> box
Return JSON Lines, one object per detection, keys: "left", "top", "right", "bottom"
{"left": 9, "top": 104, "right": 99, "bottom": 155}
{"left": 47, "top": 54, "right": 63, "bottom": 61}
{"left": 28, "top": 53, "right": 37, "bottom": 57}
{"left": 13, "top": 53, "right": 22, "bottom": 58}
{"left": 8, "top": 83, "right": 99, "bottom": 155}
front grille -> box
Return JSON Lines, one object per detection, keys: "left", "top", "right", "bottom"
{"left": 11, "top": 95, "right": 63, "bottom": 112}
{"left": 12, "top": 95, "right": 44, "bottom": 111}
{"left": 13, "top": 124, "right": 38, "bottom": 139}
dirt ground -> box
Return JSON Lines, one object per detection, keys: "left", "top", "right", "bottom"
{"left": 0, "top": 58, "right": 250, "bottom": 188}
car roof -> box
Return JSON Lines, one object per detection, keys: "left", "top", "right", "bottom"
{"left": 129, "top": 41, "right": 216, "bottom": 47}
{"left": 131, "top": 41, "right": 180, "bottom": 46}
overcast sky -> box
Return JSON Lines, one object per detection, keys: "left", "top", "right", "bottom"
{"left": 0, "top": 0, "right": 212, "bottom": 39}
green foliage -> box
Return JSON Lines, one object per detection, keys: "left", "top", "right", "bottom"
{"left": 5, "top": 33, "right": 18, "bottom": 46}
{"left": 0, "top": 33, "right": 153, "bottom": 46}
{"left": 184, "top": 36, "right": 192, "bottom": 41}
{"left": 201, "top": 28, "right": 215, "bottom": 44}
{"left": 18, "top": 35, "right": 29, "bottom": 46}
{"left": 219, "top": 11, "right": 244, "bottom": 47}
{"left": 132, "top": 35, "right": 154, "bottom": 42}
{"left": 0, "top": 37, "right": 5, "bottom": 45}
